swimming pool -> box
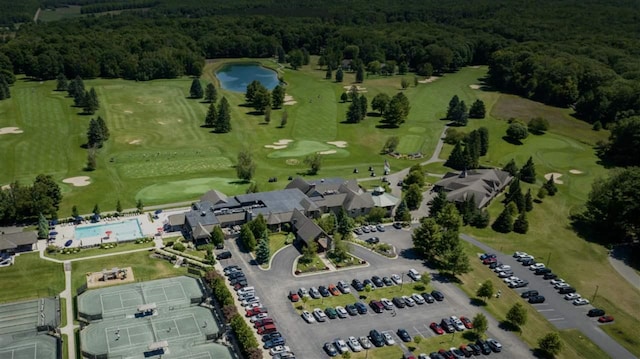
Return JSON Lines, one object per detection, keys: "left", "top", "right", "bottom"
{"left": 75, "top": 219, "right": 144, "bottom": 241}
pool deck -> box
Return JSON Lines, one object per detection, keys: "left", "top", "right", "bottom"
{"left": 51, "top": 214, "right": 162, "bottom": 248}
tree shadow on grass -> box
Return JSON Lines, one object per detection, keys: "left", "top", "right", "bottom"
{"left": 469, "top": 298, "right": 487, "bottom": 307}
{"left": 375, "top": 123, "right": 400, "bottom": 129}
{"left": 462, "top": 331, "right": 479, "bottom": 341}
{"left": 498, "top": 320, "right": 520, "bottom": 332}
{"left": 501, "top": 135, "right": 524, "bottom": 145}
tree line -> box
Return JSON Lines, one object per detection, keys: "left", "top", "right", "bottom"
{"left": 0, "top": 175, "right": 62, "bottom": 223}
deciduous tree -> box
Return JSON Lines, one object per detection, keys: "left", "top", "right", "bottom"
{"left": 506, "top": 302, "right": 528, "bottom": 330}
{"left": 503, "top": 159, "right": 519, "bottom": 177}
{"left": 236, "top": 149, "right": 256, "bottom": 181}
{"left": 506, "top": 122, "right": 529, "bottom": 142}
{"left": 371, "top": 93, "right": 390, "bottom": 115}
{"left": 538, "top": 332, "right": 563, "bottom": 357}
{"left": 381, "top": 136, "right": 399, "bottom": 154}
{"left": 472, "top": 313, "right": 489, "bottom": 337}
{"left": 304, "top": 153, "right": 322, "bottom": 175}
{"left": 404, "top": 183, "right": 423, "bottom": 210}
{"left": 476, "top": 280, "right": 494, "bottom": 302}
{"left": 528, "top": 117, "right": 550, "bottom": 134}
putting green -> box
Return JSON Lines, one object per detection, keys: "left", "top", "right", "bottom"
{"left": 267, "top": 140, "right": 349, "bottom": 158}
{"left": 136, "top": 177, "right": 250, "bottom": 203}
{"left": 395, "top": 135, "right": 425, "bottom": 153}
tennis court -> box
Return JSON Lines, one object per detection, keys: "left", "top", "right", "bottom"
{"left": 0, "top": 298, "right": 59, "bottom": 335}
{"left": 78, "top": 276, "right": 204, "bottom": 320}
{"left": 81, "top": 306, "right": 229, "bottom": 358}
{"left": 0, "top": 335, "right": 58, "bottom": 359}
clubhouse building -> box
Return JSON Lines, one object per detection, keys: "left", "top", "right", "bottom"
{"left": 433, "top": 169, "right": 513, "bottom": 209}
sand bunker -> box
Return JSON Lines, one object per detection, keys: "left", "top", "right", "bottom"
{"left": 418, "top": 76, "right": 439, "bottom": 84}
{"left": 1, "top": 184, "right": 9, "bottom": 190}
{"left": 0, "top": 127, "right": 24, "bottom": 135}
{"left": 275, "top": 139, "right": 293, "bottom": 145}
{"left": 265, "top": 145, "right": 287, "bottom": 149}
{"left": 544, "top": 172, "right": 564, "bottom": 184}
{"left": 285, "top": 159, "right": 299, "bottom": 165}
{"left": 469, "top": 84, "right": 481, "bottom": 90}
{"left": 128, "top": 139, "right": 142, "bottom": 145}
{"left": 124, "top": 110, "right": 133, "bottom": 114}
{"left": 157, "top": 121, "right": 166, "bottom": 125}
{"left": 343, "top": 85, "right": 367, "bottom": 91}
{"left": 569, "top": 169, "right": 583, "bottom": 174}
{"left": 63, "top": 176, "right": 91, "bottom": 187}
{"left": 318, "top": 150, "right": 337, "bottom": 155}
{"left": 284, "top": 94, "right": 297, "bottom": 106}
{"left": 327, "top": 141, "right": 348, "bottom": 148}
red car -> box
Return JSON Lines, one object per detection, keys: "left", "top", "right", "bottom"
{"left": 460, "top": 316, "right": 473, "bottom": 329}
{"left": 328, "top": 284, "right": 341, "bottom": 296}
{"left": 598, "top": 315, "right": 614, "bottom": 323}
{"left": 438, "top": 349, "right": 455, "bottom": 359}
{"left": 430, "top": 322, "right": 444, "bottom": 335}
{"left": 253, "top": 318, "right": 274, "bottom": 328}
{"left": 289, "top": 291, "right": 300, "bottom": 302}
{"left": 482, "top": 257, "right": 497, "bottom": 265}
{"left": 246, "top": 307, "right": 268, "bottom": 317}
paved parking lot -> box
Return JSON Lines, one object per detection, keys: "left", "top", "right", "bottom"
{"left": 219, "top": 227, "right": 534, "bottom": 359}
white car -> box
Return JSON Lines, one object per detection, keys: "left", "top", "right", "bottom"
{"left": 301, "top": 310, "right": 316, "bottom": 323}
{"left": 335, "top": 306, "right": 348, "bottom": 318}
{"left": 503, "top": 276, "right": 519, "bottom": 284}
{"left": 337, "top": 280, "right": 351, "bottom": 293}
{"left": 269, "top": 345, "right": 291, "bottom": 356}
{"left": 408, "top": 269, "right": 422, "bottom": 281}
{"left": 381, "top": 298, "right": 394, "bottom": 310}
{"left": 333, "top": 339, "right": 349, "bottom": 353}
{"left": 529, "top": 263, "right": 545, "bottom": 271}
{"left": 564, "top": 293, "right": 581, "bottom": 300}
{"left": 412, "top": 293, "right": 426, "bottom": 304}
{"left": 513, "top": 251, "right": 527, "bottom": 258}
{"left": 550, "top": 278, "right": 565, "bottom": 286}
{"left": 450, "top": 316, "right": 466, "bottom": 331}
{"left": 242, "top": 297, "right": 260, "bottom": 306}
{"left": 250, "top": 313, "right": 269, "bottom": 322}
{"left": 573, "top": 298, "right": 590, "bottom": 306}
{"left": 347, "top": 336, "right": 363, "bottom": 352}
{"left": 313, "top": 308, "right": 327, "bottom": 322}
{"left": 359, "top": 336, "right": 372, "bottom": 349}
{"left": 382, "top": 332, "right": 395, "bottom": 345}
{"left": 245, "top": 302, "right": 263, "bottom": 310}
{"left": 494, "top": 264, "right": 511, "bottom": 272}
{"left": 391, "top": 274, "right": 403, "bottom": 284}
{"left": 298, "top": 287, "right": 309, "bottom": 298}
{"left": 237, "top": 287, "right": 255, "bottom": 296}
{"left": 309, "top": 287, "right": 321, "bottom": 299}
{"left": 402, "top": 295, "right": 415, "bottom": 307}
{"left": 555, "top": 282, "right": 571, "bottom": 289}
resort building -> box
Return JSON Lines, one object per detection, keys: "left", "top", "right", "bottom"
{"left": 433, "top": 169, "right": 513, "bottom": 209}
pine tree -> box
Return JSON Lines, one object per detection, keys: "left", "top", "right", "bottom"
{"left": 280, "top": 110, "right": 288, "bottom": 128}
{"left": 210, "top": 226, "right": 224, "bottom": 248}
{"left": 335, "top": 68, "right": 344, "bottom": 82}
{"left": 340, "top": 92, "right": 348, "bottom": 103}
{"left": 356, "top": 66, "right": 364, "bottom": 83}
{"left": 0, "top": 78, "right": 9, "bottom": 100}
{"left": 325, "top": 66, "right": 332, "bottom": 80}
{"left": 520, "top": 156, "right": 536, "bottom": 183}
{"left": 204, "top": 102, "right": 216, "bottom": 127}
{"left": 189, "top": 78, "right": 203, "bottom": 99}
{"left": 503, "top": 159, "right": 519, "bottom": 176}
{"left": 116, "top": 199, "right": 122, "bottom": 213}
{"left": 92, "top": 204, "right": 101, "bottom": 216}
{"left": 478, "top": 127, "right": 489, "bottom": 156}
{"left": 492, "top": 206, "right": 513, "bottom": 233}
{"left": 271, "top": 85, "right": 285, "bottom": 109}
{"left": 214, "top": 97, "right": 231, "bottom": 133}
{"left": 71, "top": 205, "right": 79, "bottom": 218}
{"left": 264, "top": 107, "right": 271, "bottom": 124}
{"left": 204, "top": 83, "right": 217, "bottom": 103}
{"left": 82, "top": 87, "right": 99, "bottom": 114}
{"left": 429, "top": 190, "right": 448, "bottom": 218}
{"left": 256, "top": 236, "right": 270, "bottom": 264}
{"left": 68, "top": 76, "right": 84, "bottom": 99}
{"left": 524, "top": 189, "right": 534, "bottom": 211}
{"left": 346, "top": 98, "right": 363, "bottom": 123}
{"left": 469, "top": 99, "right": 486, "bottom": 118}
{"left": 96, "top": 116, "right": 109, "bottom": 141}
{"left": 86, "top": 147, "right": 97, "bottom": 171}
{"left": 240, "top": 225, "right": 257, "bottom": 251}
{"left": 359, "top": 95, "right": 368, "bottom": 118}
{"left": 37, "top": 213, "right": 48, "bottom": 239}
{"left": 446, "top": 142, "right": 467, "bottom": 170}
{"left": 543, "top": 176, "right": 558, "bottom": 196}
{"left": 56, "top": 73, "right": 68, "bottom": 91}
{"left": 394, "top": 199, "right": 411, "bottom": 223}
{"left": 513, "top": 212, "right": 529, "bottom": 234}
{"left": 136, "top": 199, "right": 144, "bottom": 212}
{"left": 446, "top": 95, "right": 460, "bottom": 120}
{"left": 87, "top": 118, "right": 104, "bottom": 148}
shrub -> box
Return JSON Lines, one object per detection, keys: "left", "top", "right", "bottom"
{"left": 172, "top": 242, "right": 186, "bottom": 252}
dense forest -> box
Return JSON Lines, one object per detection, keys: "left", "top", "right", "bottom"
{"left": 0, "top": 0, "right": 638, "bottom": 125}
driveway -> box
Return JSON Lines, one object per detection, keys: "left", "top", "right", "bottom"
{"left": 220, "top": 227, "right": 534, "bottom": 359}
{"left": 461, "top": 234, "right": 637, "bottom": 359}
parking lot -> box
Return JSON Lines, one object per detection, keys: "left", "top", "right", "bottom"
{"left": 219, "top": 226, "right": 535, "bottom": 359}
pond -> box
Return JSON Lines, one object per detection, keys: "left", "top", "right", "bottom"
{"left": 216, "top": 63, "right": 280, "bottom": 92}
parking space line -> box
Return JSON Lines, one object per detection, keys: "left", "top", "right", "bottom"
{"left": 548, "top": 317, "right": 565, "bottom": 321}
{"left": 537, "top": 309, "right": 555, "bottom": 312}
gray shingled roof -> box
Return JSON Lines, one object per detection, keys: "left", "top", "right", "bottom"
{"left": 291, "top": 209, "right": 325, "bottom": 245}
{"left": 0, "top": 231, "right": 37, "bottom": 251}
{"left": 435, "top": 169, "right": 512, "bottom": 209}
{"left": 200, "top": 190, "right": 229, "bottom": 205}
{"left": 168, "top": 213, "right": 185, "bottom": 226}
{"left": 236, "top": 188, "right": 317, "bottom": 214}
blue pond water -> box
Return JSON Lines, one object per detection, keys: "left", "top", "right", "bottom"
{"left": 216, "top": 63, "right": 280, "bottom": 92}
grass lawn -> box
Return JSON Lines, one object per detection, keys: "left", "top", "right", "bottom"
{"left": 62, "top": 334, "right": 69, "bottom": 359}
{"left": 0, "top": 253, "right": 64, "bottom": 303}
{"left": 296, "top": 255, "right": 327, "bottom": 273}
{"left": 70, "top": 250, "right": 185, "bottom": 292}
{"left": 361, "top": 283, "right": 430, "bottom": 302}
{"left": 458, "top": 241, "right": 611, "bottom": 359}
{"left": 293, "top": 293, "right": 359, "bottom": 314}
{"left": 351, "top": 345, "right": 403, "bottom": 358}
{"left": 1, "top": 60, "right": 489, "bottom": 215}
{"left": 45, "top": 241, "right": 154, "bottom": 259}
{"left": 269, "top": 232, "right": 290, "bottom": 256}
{"left": 60, "top": 297, "right": 67, "bottom": 327}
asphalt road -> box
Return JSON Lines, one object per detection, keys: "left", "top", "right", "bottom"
{"left": 220, "top": 227, "right": 535, "bottom": 359}
{"left": 461, "top": 234, "right": 637, "bottom": 359}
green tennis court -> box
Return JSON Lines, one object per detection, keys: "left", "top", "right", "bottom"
{"left": 0, "top": 336, "right": 58, "bottom": 359}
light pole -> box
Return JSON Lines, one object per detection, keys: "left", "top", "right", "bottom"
{"left": 401, "top": 273, "right": 405, "bottom": 289}
{"left": 591, "top": 285, "right": 599, "bottom": 303}
{"left": 547, "top": 252, "right": 551, "bottom": 267}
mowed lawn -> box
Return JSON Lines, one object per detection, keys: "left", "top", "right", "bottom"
{"left": 1, "top": 61, "right": 493, "bottom": 215}
{"left": 0, "top": 253, "right": 65, "bottom": 302}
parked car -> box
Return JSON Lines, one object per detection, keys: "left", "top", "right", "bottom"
{"left": 333, "top": 339, "right": 349, "bottom": 354}
{"left": 245, "top": 307, "right": 267, "bottom": 317}
{"left": 366, "top": 237, "right": 380, "bottom": 244}
{"left": 449, "top": 347, "right": 466, "bottom": 359}
{"left": 482, "top": 257, "right": 497, "bottom": 265}
{"left": 318, "top": 286, "right": 330, "bottom": 297}
{"left": 241, "top": 297, "right": 260, "bottom": 306}
{"left": 393, "top": 222, "right": 403, "bottom": 229}
{"left": 513, "top": 251, "right": 528, "bottom": 258}
{"left": 345, "top": 304, "right": 358, "bottom": 316}
{"left": 460, "top": 316, "right": 473, "bottom": 329}
{"left": 370, "top": 300, "right": 384, "bottom": 313}
{"left": 543, "top": 272, "right": 558, "bottom": 280}
{"left": 325, "top": 307, "right": 338, "bottom": 319}
{"left": 288, "top": 291, "right": 300, "bottom": 302}
{"left": 392, "top": 297, "right": 406, "bottom": 308}
{"left": 494, "top": 264, "right": 511, "bottom": 272}
{"left": 475, "top": 339, "right": 492, "bottom": 355}
{"left": 588, "top": 308, "right": 606, "bottom": 317}
{"left": 402, "top": 295, "right": 416, "bottom": 307}
{"left": 354, "top": 302, "right": 368, "bottom": 314}
{"left": 510, "top": 279, "right": 529, "bottom": 288}
{"left": 408, "top": 269, "right": 422, "bottom": 281}
{"left": 450, "top": 316, "right": 466, "bottom": 331}
{"left": 372, "top": 276, "right": 385, "bottom": 287}
{"left": 438, "top": 349, "right": 455, "bottom": 359}
{"left": 353, "top": 228, "right": 363, "bottom": 236}
{"left": 216, "top": 251, "right": 232, "bottom": 260}
{"left": 369, "top": 330, "right": 385, "bottom": 347}
{"left": 397, "top": 328, "right": 412, "bottom": 342}
{"left": 376, "top": 224, "right": 385, "bottom": 232}
{"left": 269, "top": 345, "right": 291, "bottom": 356}
{"left": 262, "top": 332, "right": 282, "bottom": 342}
{"left": 391, "top": 274, "right": 403, "bottom": 284}
{"left": 301, "top": 310, "right": 315, "bottom": 323}
{"left": 359, "top": 336, "right": 372, "bottom": 349}
{"left": 254, "top": 318, "right": 274, "bottom": 328}
{"left": 313, "top": 308, "right": 327, "bottom": 322}
{"left": 480, "top": 253, "right": 496, "bottom": 260}
{"left": 382, "top": 276, "right": 394, "bottom": 286}
{"left": 337, "top": 280, "right": 351, "bottom": 293}
{"left": 440, "top": 318, "right": 455, "bottom": 333}
{"left": 487, "top": 338, "right": 502, "bottom": 352}
{"left": 573, "top": 298, "right": 590, "bottom": 306}
{"left": 347, "top": 336, "right": 363, "bottom": 352}
{"left": 431, "top": 290, "right": 445, "bottom": 301}
{"left": 351, "top": 279, "right": 365, "bottom": 291}
{"left": 430, "top": 322, "right": 445, "bottom": 335}
{"left": 381, "top": 298, "right": 394, "bottom": 310}
{"left": 257, "top": 324, "right": 277, "bottom": 335}
{"left": 323, "top": 342, "right": 338, "bottom": 357}
{"left": 421, "top": 292, "right": 435, "bottom": 303}
{"left": 598, "top": 315, "right": 614, "bottom": 323}
{"left": 521, "top": 290, "right": 539, "bottom": 298}
{"left": 309, "top": 287, "right": 321, "bottom": 299}
{"left": 564, "top": 293, "right": 581, "bottom": 300}
{"left": 328, "top": 284, "right": 341, "bottom": 296}
{"left": 363, "top": 279, "right": 375, "bottom": 289}
{"left": 558, "top": 287, "right": 576, "bottom": 294}
{"left": 237, "top": 286, "right": 254, "bottom": 295}
{"left": 489, "top": 261, "right": 502, "bottom": 269}
{"left": 250, "top": 313, "right": 269, "bottom": 322}
{"left": 466, "top": 343, "right": 481, "bottom": 355}
{"left": 529, "top": 263, "right": 545, "bottom": 271}
{"left": 528, "top": 295, "right": 546, "bottom": 304}
{"left": 412, "top": 293, "right": 426, "bottom": 304}
{"left": 497, "top": 271, "right": 514, "bottom": 278}
{"left": 335, "top": 306, "right": 348, "bottom": 318}
{"left": 382, "top": 332, "right": 396, "bottom": 345}
{"left": 521, "top": 258, "right": 535, "bottom": 266}
{"left": 535, "top": 268, "right": 552, "bottom": 275}
{"left": 550, "top": 278, "right": 565, "bottom": 286}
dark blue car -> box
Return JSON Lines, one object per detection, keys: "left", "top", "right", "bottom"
{"left": 64, "top": 240, "right": 73, "bottom": 247}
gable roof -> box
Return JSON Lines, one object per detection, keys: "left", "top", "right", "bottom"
{"left": 0, "top": 231, "right": 37, "bottom": 251}
{"left": 435, "top": 169, "right": 512, "bottom": 208}
{"left": 291, "top": 209, "right": 325, "bottom": 245}
{"left": 200, "top": 190, "right": 229, "bottom": 205}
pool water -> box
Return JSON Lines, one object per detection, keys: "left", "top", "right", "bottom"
{"left": 216, "top": 63, "right": 280, "bottom": 92}
{"left": 75, "top": 219, "right": 144, "bottom": 241}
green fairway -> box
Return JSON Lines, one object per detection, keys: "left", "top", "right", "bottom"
{"left": 0, "top": 253, "right": 64, "bottom": 303}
